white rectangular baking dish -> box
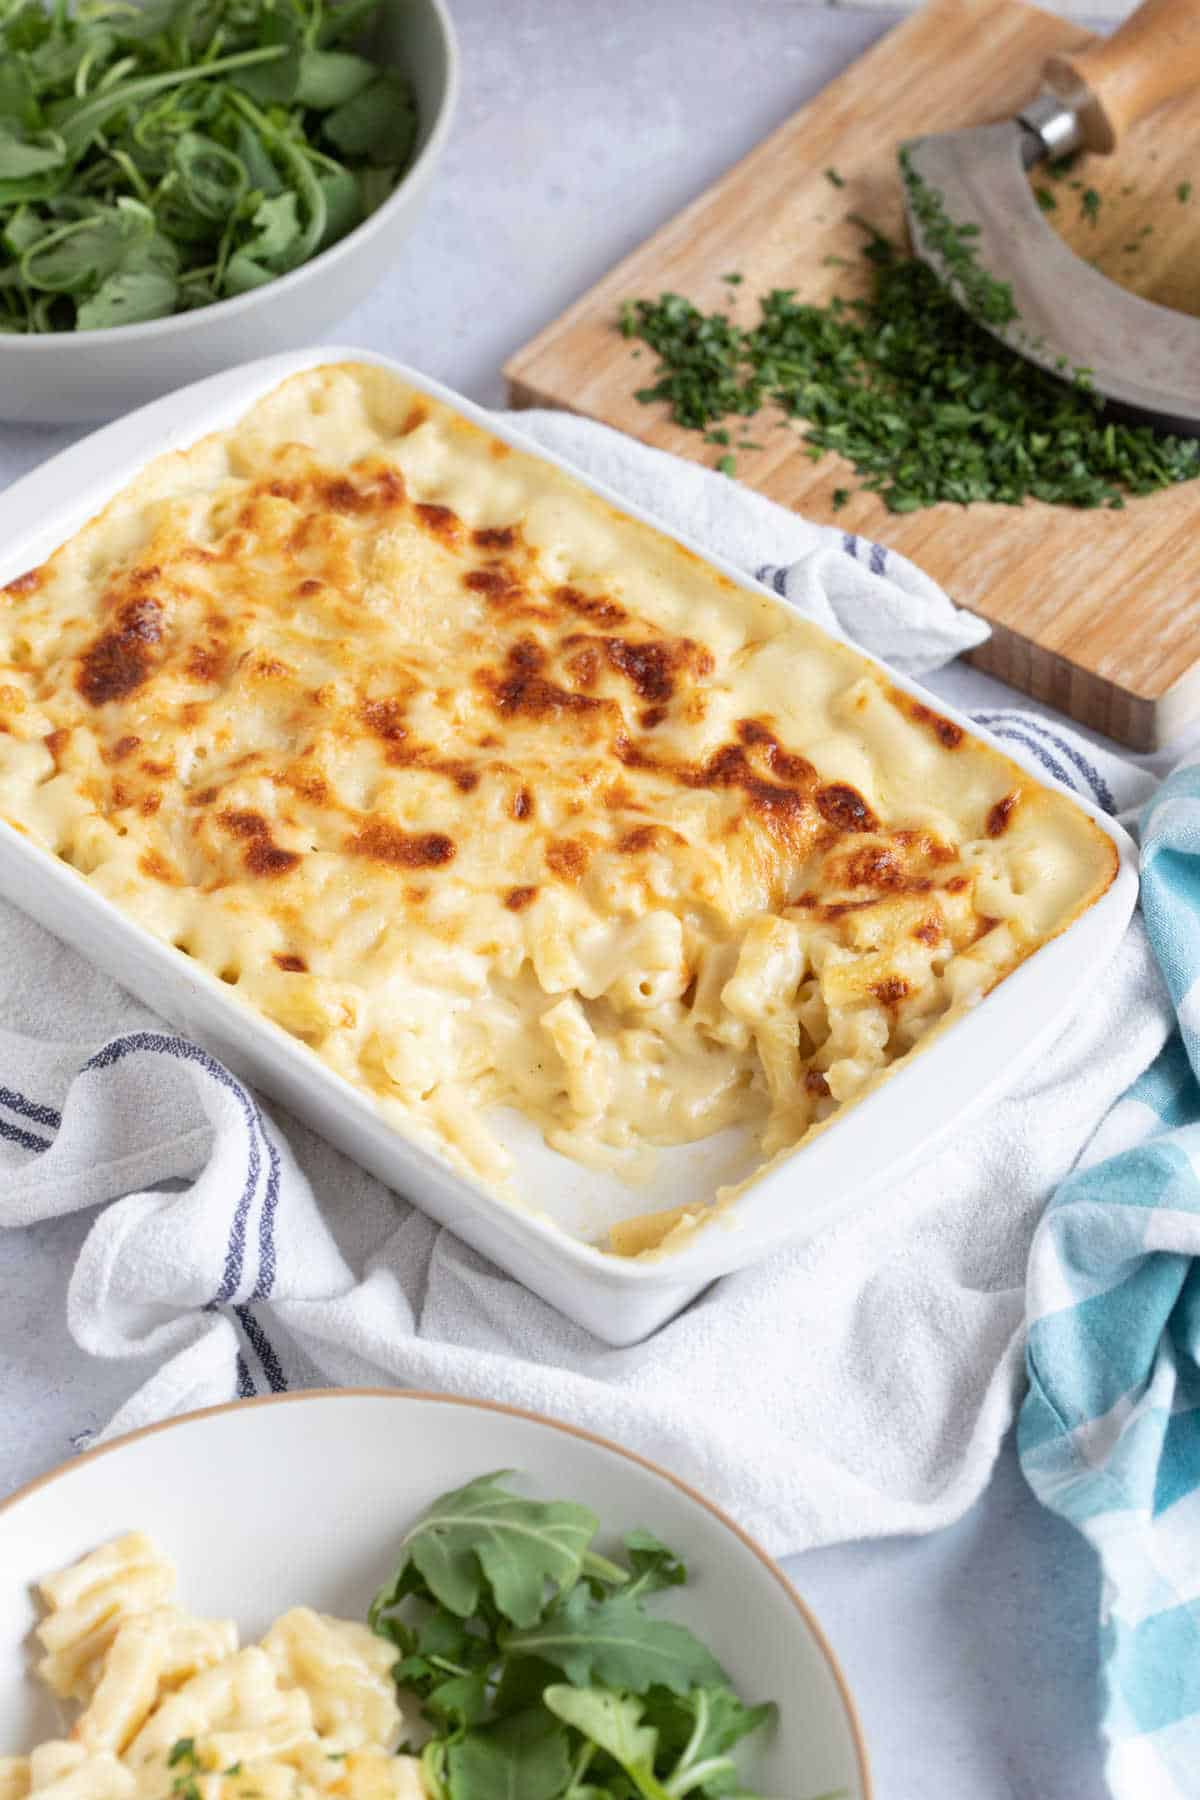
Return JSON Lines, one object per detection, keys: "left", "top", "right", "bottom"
{"left": 0, "top": 348, "right": 1138, "bottom": 1343}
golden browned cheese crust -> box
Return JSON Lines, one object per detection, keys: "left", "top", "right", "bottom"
{"left": 0, "top": 364, "right": 1117, "bottom": 1238}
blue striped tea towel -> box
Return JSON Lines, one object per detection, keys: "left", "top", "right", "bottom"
{"left": 1020, "top": 749, "right": 1200, "bottom": 1800}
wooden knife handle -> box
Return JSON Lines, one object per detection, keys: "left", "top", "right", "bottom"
{"left": 1043, "top": 0, "right": 1200, "bottom": 154}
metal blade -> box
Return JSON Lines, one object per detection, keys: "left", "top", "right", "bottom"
{"left": 904, "top": 121, "right": 1200, "bottom": 435}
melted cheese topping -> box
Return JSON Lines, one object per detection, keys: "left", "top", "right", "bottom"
{"left": 0, "top": 363, "right": 1117, "bottom": 1248}
{"left": 1, "top": 1535, "right": 422, "bottom": 1800}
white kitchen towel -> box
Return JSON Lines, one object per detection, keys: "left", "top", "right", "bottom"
{"left": 0, "top": 412, "right": 1172, "bottom": 1556}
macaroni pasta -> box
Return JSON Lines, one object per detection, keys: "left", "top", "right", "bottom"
{"left": 2, "top": 1537, "right": 422, "bottom": 1800}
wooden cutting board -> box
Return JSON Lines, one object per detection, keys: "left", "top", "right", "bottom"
{"left": 504, "top": 0, "right": 1200, "bottom": 751}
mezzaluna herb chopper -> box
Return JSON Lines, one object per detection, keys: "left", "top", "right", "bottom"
{"left": 903, "top": 0, "right": 1200, "bottom": 433}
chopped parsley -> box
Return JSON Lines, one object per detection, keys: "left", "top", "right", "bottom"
{"left": 1034, "top": 186, "right": 1057, "bottom": 212}
{"left": 167, "top": 1743, "right": 197, "bottom": 1771}
{"left": 824, "top": 166, "right": 846, "bottom": 188}
{"left": 1180, "top": 181, "right": 1193, "bottom": 203}
{"left": 715, "top": 453, "right": 736, "bottom": 476}
{"left": 1081, "top": 187, "right": 1102, "bottom": 224}
{"left": 618, "top": 182, "right": 1200, "bottom": 513}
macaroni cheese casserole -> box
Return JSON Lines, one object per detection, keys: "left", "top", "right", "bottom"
{"left": 0, "top": 364, "right": 1117, "bottom": 1240}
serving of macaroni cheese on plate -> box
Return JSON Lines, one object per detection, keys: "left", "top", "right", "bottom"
{"left": 0, "top": 1535, "right": 422, "bottom": 1800}
{"left": 0, "top": 362, "right": 1117, "bottom": 1246}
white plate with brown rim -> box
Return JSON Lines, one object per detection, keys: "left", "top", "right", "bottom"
{"left": 0, "top": 1389, "right": 870, "bottom": 1800}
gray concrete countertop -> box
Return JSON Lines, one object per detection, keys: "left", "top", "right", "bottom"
{"left": 0, "top": 5, "right": 1108, "bottom": 1794}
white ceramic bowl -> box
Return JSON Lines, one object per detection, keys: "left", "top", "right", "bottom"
{"left": 0, "top": 1391, "right": 872, "bottom": 1799}
{"left": 0, "top": 0, "right": 458, "bottom": 426}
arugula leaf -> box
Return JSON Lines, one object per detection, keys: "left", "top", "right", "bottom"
{"left": 77, "top": 264, "right": 177, "bottom": 328}
{"left": 490, "top": 1652, "right": 561, "bottom": 1721}
{"left": 0, "top": 65, "right": 41, "bottom": 133}
{"left": 221, "top": 249, "right": 274, "bottom": 295}
{"left": 315, "top": 162, "right": 362, "bottom": 248}
{"left": 624, "top": 1531, "right": 687, "bottom": 1597}
{"left": 106, "top": 0, "right": 197, "bottom": 47}
{"left": 376, "top": 1471, "right": 599, "bottom": 1629}
{"left": 358, "top": 161, "right": 395, "bottom": 215}
{"left": 324, "top": 70, "right": 415, "bottom": 166}
{"left": 20, "top": 201, "right": 153, "bottom": 292}
{"left": 502, "top": 1585, "right": 728, "bottom": 1695}
{"left": 232, "top": 118, "right": 284, "bottom": 196}
{"left": 317, "top": 0, "right": 384, "bottom": 49}
{"left": 297, "top": 49, "right": 376, "bottom": 110}
{"left": 0, "top": 126, "right": 65, "bottom": 179}
{"left": 544, "top": 1687, "right": 666, "bottom": 1796}
{"left": 226, "top": 9, "right": 303, "bottom": 107}
{"left": 0, "top": 169, "right": 66, "bottom": 206}
{"left": 240, "top": 191, "right": 301, "bottom": 262}
{"left": 444, "top": 1706, "right": 573, "bottom": 1800}
{"left": 424, "top": 1667, "right": 491, "bottom": 1731}
{"left": 643, "top": 1687, "right": 774, "bottom": 1797}
{"left": 3, "top": 205, "right": 43, "bottom": 253}
{"left": 417, "top": 1605, "right": 476, "bottom": 1662}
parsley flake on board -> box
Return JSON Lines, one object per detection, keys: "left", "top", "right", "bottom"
{"left": 0, "top": 0, "right": 418, "bottom": 332}
{"left": 616, "top": 158, "right": 1200, "bottom": 514}
{"left": 368, "top": 1471, "right": 775, "bottom": 1800}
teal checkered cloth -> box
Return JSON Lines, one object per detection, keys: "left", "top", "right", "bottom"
{"left": 1020, "top": 748, "right": 1200, "bottom": 1800}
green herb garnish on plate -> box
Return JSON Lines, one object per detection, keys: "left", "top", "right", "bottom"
{"left": 368, "top": 1471, "right": 777, "bottom": 1800}
{"left": 0, "top": 0, "right": 417, "bottom": 332}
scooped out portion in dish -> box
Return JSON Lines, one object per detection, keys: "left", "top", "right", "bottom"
{"left": 0, "top": 363, "right": 1117, "bottom": 1248}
